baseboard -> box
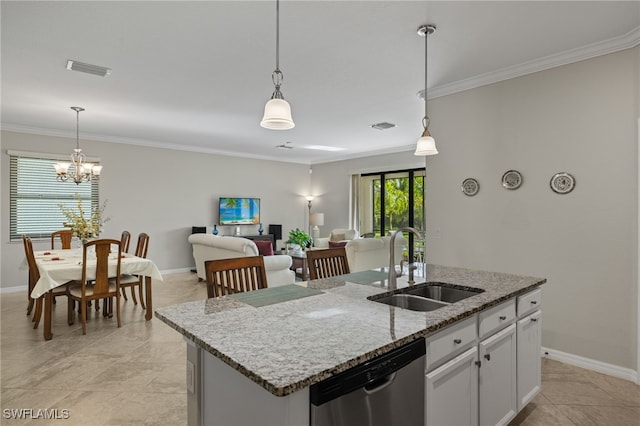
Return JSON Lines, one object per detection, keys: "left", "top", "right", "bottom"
{"left": 542, "top": 346, "right": 639, "bottom": 384}
{"left": 0, "top": 285, "right": 25, "bottom": 294}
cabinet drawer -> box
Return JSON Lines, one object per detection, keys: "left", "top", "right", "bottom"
{"left": 479, "top": 299, "right": 515, "bottom": 339}
{"left": 426, "top": 316, "right": 477, "bottom": 371}
{"left": 517, "top": 288, "right": 542, "bottom": 317}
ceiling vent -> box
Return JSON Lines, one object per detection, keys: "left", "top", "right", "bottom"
{"left": 66, "top": 60, "right": 112, "bottom": 77}
{"left": 370, "top": 122, "right": 396, "bottom": 130}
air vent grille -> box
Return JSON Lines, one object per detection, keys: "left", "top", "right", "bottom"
{"left": 66, "top": 60, "right": 112, "bottom": 77}
{"left": 370, "top": 122, "right": 396, "bottom": 130}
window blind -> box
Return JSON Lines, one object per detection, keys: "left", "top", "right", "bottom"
{"left": 9, "top": 153, "right": 100, "bottom": 240}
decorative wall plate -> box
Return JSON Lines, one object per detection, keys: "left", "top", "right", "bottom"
{"left": 502, "top": 170, "right": 523, "bottom": 190}
{"left": 550, "top": 172, "right": 575, "bottom": 194}
{"left": 461, "top": 178, "right": 479, "bottom": 196}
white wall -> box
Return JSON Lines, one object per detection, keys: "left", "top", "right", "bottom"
{"left": 1, "top": 131, "right": 311, "bottom": 288}
{"left": 314, "top": 47, "right": 639, "bottom": 372}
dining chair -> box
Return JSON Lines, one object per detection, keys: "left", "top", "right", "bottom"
{"left": 120, "top": 233, "right": 149, "bottom": 308}
{"left": 51, "top": 229, "right": 74, "bottom": 249}
{"left": 67, "top": 239, "right": 122, "bottom": 335}
{"left": 120, "top": 230, "right": 131, "bottom": 254}
{"left": 23, "top": 236, "right": 70, "bottom": 328}
{"left": 306, "top": 247, "right": 350, "bottom": 280}
{"left": 205, "top": 256, "right": 268, "bottom": 298}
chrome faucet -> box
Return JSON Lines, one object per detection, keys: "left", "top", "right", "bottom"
{"left": 388, "top": 227, "right": 424, "bottom": 291}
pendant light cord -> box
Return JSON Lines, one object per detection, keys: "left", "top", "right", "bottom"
{"left": 423, "top": 29, "right": 428, "bottom": 128}
{"left": 271, "top": 0, "right": 283, "bottom": 90}
{"left": 275, "top": 0, "right": 280, "bottom": 73}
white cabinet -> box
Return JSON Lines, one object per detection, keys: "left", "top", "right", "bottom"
{"left": 517, "top": 310, "right": 542, "bottom": 411}
{"left": 425, "top": 347, "right": 479, "bottom": 426}
{"left": 479, "top": 323, "right": 517, "bottom": 426}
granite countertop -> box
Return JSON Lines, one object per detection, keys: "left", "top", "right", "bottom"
{"left": 155, "top": 264, "right": 545, "bottom": 397}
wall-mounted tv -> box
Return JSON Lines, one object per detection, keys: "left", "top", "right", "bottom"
{"left": 219, "top": 197, "right": 260, "bottom": 226}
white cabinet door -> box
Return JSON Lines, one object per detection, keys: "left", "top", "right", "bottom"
{"left": 425, "top": 347, "right": 479, "bottom": 426}
{"left": 517, "top": 310, "right": 542, "bottom": 411}
{"left": 479, "top": 324, "right": 517, "bottom": 426}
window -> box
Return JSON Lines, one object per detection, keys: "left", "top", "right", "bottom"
{"left": 9, "top": 152, "right": 100, "bottom": 240}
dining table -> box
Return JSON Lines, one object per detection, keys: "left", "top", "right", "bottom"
{"left": 26, "top": 248, "right": 163, "bottom": 340}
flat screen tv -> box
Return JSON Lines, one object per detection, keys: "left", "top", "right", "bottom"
{"left": 218, "top": 197, "right": 260, "bottom": 226}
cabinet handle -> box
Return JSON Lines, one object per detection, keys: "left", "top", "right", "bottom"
{"left": 531, "top": 300, "right": 538, "bottom": 305}
{"left": 499, "top": 315, "right": 507, "bottom": 320}
{"left": 484, "top": 354, "right": 491, "bottom": 361}
{"left": 531, "top": 318, "right": 538, "bottom": 322}
{"left": 453, "top": 339, "right": 462, "bottom": 344}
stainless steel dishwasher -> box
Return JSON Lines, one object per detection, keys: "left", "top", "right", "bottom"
{"left": 310, "top": 339, "right": 426, "bottom": 426}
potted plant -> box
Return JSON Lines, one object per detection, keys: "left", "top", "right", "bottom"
{"left": 287, "top": 228, "right": 312, "bottom": 252}
{"left": 59, "top": 193, "right": 109, "bottom": 244}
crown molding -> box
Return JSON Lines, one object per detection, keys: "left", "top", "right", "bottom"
{"left": 429, "top": 25, "right": 640, "bottom": 100}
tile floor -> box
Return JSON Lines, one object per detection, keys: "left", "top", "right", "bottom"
{"left": 2, "top": 271, "right": 639, "bottom": 425}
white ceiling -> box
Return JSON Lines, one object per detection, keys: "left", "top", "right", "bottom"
{"left": 2, "top": 1, "right": 639, "bottom": 164}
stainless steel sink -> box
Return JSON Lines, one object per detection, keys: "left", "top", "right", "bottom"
{"left": 403, "top": 283, "right": 484, "bottom": 303}
{"left": 368, "top": 282, "right": 484, "bottom": 312}
{"left": 374, "top": 294, "right": 448, "bottom": 312}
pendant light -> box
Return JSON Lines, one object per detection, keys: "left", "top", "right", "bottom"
{"left": 260, "top": 0, "right": 295, "bottom": 130}
{"left": 415, "top": 24, "right": 438, "bottom": 156}
{"left": 54, "top": 107, "right": 102, "bottom": 184}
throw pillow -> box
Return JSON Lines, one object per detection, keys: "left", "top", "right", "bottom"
{"left": 254, "top": 240, "right": 274, "bottom": 256}
{"left": 330, "top": 233, "right": 346, "bottom": 242}
{"left": 328, "top": 241, "right": 347, "bottom": 248}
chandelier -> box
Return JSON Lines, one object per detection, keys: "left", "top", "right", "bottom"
{"left": 54, "top": 106, "right": 102, "bottom": 184}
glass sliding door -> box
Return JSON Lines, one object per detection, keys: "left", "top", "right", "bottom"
{"left": 357, "top": 168, "right": 426, "bottom": 261}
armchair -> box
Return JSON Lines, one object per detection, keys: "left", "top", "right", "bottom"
{"left": 344, "top": 235, "right": 407, "bottom": 272}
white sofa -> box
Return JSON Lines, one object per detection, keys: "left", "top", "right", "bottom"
{"left": 314, "top": 228, "right": 359, "bottom": 249}
{"left": 344, "top": 235, "right": 407, "bottom": 272}
{"left": 188, "top": 234, "right": 295, "bottom": 287}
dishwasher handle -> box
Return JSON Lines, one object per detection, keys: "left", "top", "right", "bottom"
{"left": 364, "top": 372, "right": 397, "bottom": 394}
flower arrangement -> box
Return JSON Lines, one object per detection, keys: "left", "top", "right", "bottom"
{"left": 287, "top": 228, "right": 312, "bottom": 249}
{"left": 59, "top": 193, "right": 109, "bottom": 241}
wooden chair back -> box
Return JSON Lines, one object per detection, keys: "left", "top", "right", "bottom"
{"left": 51, "top": 229, "right": 73, "bottom": 249}
{"left": 81, "top": 239, "right": 121, "bottom": 298}
{"left": 133, "top": 233, "right": 150, "bottom": 258}
{"left": 306, "top": 247, "right": 350, "bottom": 280}
{"left": 120, "top": 231, "right": 131, "bottom": 253}
{"left": 205, "top": 256, "right": 268, "bottom": 298}
{"left": 23, "top": 235, "right": 40, "bottom": 290}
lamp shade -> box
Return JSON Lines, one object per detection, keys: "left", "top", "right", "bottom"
{"left": 414, "top": 129, "right": 438, "bottom": 156}
{"left": 261, "top": 98, "right": 295, "bottom": 130}
{"left": 310, "top": 213, "right": 324, "bottom": 227}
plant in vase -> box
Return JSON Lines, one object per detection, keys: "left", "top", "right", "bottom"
{"left": 59, "top": 193, "right": 109, "bottom": 244}
{"left": 287, "top": 228, "right": 312, "bottom": 252}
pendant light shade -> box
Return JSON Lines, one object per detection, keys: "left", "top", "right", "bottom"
{"left": 415, "top": 24, "right": 437, "bottom": 156}
{"left": 415, "top": 128, "right": 438, "bottom": 156}
{"left": 261, "top": 98, "right": 294, "bottom": 129}
{"left": 261, "top": 0, "right": 294, "bottom": 130}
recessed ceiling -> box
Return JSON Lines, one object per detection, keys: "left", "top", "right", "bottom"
{"left": 1, "top": 1, "right": 638, "bottom": 164}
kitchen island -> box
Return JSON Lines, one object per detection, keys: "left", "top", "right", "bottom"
{"left": 156, "top": 264, "right": 546, "bottom": 426}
